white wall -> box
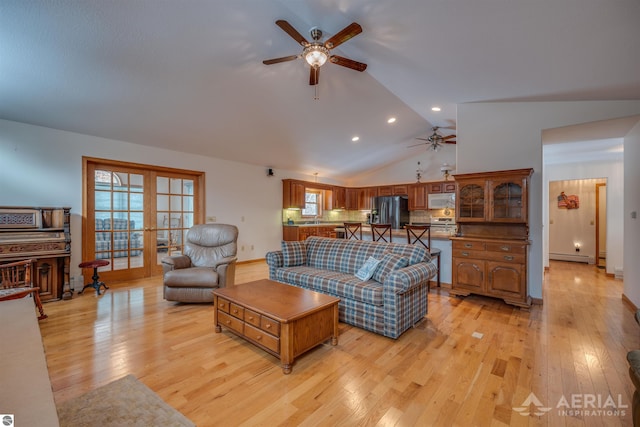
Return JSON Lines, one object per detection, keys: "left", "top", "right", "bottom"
{"left": 547, "top": 178, "right": 607, "bottom": 264}
{"left": 544, "top": 163, "right": 622, "bottom": 276}
{"left": 624, "top": 121, "right": 640, "bottom": 307}
{"left": 456, "top": 101, "right": 640, "bottom": 300}
{"left": 0, "top": 119, "right": 307, "bottom": 279}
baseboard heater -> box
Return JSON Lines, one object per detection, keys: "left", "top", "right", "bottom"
{"left": 549, "top": 253, "right": 594, "bottom": 264}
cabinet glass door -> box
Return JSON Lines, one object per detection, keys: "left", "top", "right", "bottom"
{"left": 458, "top": 183, "right": 485, "bottom": 220}
{"left": 491, "top": 181, "right": 524, "bottom": 221}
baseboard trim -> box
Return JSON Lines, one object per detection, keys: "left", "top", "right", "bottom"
{"left": 237, "top": 258, "right": 266, "bottom": 265}
{"left": 531, "top": 297, "right": 543, "bottom": 305}
{"left": 622, "top": 294, "right": 638, "bottom": 311}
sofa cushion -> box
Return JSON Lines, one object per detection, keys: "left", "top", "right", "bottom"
{"left": 355, "top": 256, "right": 381, "bottom": 281}
{"left": 273, "top": 266, "right": 384, "bottom": 306}
{"left": 281, "top": 241, "right": 306, "bottom": 267}
{"left": 372, "top": 252, "right": 409, "bottom": 283}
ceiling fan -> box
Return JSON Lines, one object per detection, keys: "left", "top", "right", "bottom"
{"left": 409, "top": 127, "right": 457, "bottom": 151}
{"left": 263, "top": 20, "right": 367, "bottom": 86}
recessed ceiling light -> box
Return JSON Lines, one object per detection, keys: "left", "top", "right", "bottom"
{"left": 431, "top": 107, "right": 441, "bottom": 112}
{"left": 352, "top": 136, "right": 360, "bottom": 142}
{"left": 387, "top": 117, "right": 396, "bottom": 124}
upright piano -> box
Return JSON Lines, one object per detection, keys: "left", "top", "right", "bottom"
{"left": 0, "top": 206, "right": 72, "bottom": 301}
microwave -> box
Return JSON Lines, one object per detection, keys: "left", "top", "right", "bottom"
{"left": 428, "top": 193, "right": 455, "bottom": 209}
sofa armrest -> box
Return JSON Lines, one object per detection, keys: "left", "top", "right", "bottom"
{"left": 216, "top": 259, "right": 237, "bottom": 288}
{"left": 384, "top": 261, "right": 438, "bottom": 293}
{"left": 161, "top": 255, "right": 191, "bottom": 274}
{"left": 265, "top": 251, "right": 284, "bottom": 268}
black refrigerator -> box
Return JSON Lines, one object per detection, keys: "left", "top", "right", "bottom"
{"left": 373, "top": 196, "right": 410, "bottom": 229}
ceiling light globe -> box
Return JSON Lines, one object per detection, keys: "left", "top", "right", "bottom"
{"left": 304, "top": 45, "right": 329, "bottom": 67}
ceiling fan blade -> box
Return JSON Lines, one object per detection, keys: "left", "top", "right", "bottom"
{"left": 415, "top": 137, "right": 431, "bottom": 142}
{"left": 445, "top": 140, "right": 457, "bottom": 144}
{"left": 309, "top": 66, "right": 319, "bottom": 85}
{"left": 276, "top": 20, "right": 309, "bottom": 46}
{"left": 324, "top": 22, "right": 362, "bottom": 49}
{"left": 329, "top": 55, "right": 367, "bottom": 72}
{"left": 263, "top": 55, "right": 299, "bottom": 65}
{"left": 408, "top": 142, "right": 429, "bottom": 148}
{"left": 442, "top": 134, "right": 456, "bottom": 140}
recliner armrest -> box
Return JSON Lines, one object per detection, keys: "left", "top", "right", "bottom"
{"left": 212, "top": 256, "right": 238, "bottom": 270}
{"left": 161, "top": 255, "right": 192, "bottom": 274}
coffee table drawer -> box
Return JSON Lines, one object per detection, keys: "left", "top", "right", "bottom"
{"left": 229, "top": 303, "right": 244, "bottom": 320}
{"left": 245, "top": 324, "right": 279, "bottom": 353}
{"left": 261, "top": 316, "right": 280, "bottom": 337}
{"left": 216, "top": 297, "right": 230, "bottom": 314}
{"left": 245, "top": 308, "right": 261, "bottom": 327}
{"left": 218, "top": 311, "right": 243, "bottom": 334}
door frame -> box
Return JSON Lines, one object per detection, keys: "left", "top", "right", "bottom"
{"left": 595, "top": 182, "right": 606, "bottom": 269}
{"left": 82, "top": 156, "right": 205, "bottom": 280}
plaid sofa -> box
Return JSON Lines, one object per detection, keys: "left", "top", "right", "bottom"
{"left": 266, "top": 236, "right": 438, "bottom": 339}
{"left": 95, "top": 218, "right": 142, "bottom": 259}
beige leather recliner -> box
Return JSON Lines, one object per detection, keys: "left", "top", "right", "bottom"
{"left": 161, "top": 224, "right": 238, "bottom": 303}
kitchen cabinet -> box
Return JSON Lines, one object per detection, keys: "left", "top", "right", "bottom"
{"left": 378, "top": 185, "right": 408, "bottom": 197}
{"left": 282, "top": 225, "right": 337, "bottom": 241}
{"left": 428, "top": 181, "right": 456, "bottom": 194}
{"left": 408, "top": 183, "right": 428, "bottom": 211}
{"left": 450, "top": 168, "right": 533, "bottom": 308}
{"left": 345, "top": 188, "right": 359, "bottom": 210}
{"left": 358, "top": 187, "right": 377, "bottom": 210}
{"left": 332, "top": 186, "right": 346, "bottom": 210}
{"left": 282, "top": 180, "right": 305, "bottom": 209}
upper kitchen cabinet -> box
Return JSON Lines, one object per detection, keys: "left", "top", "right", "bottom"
{"left": 359, "top": 187, "right": 377, "bottom": 211}
{"left": 408, "top": 183, "right": 428, "bottom": 211}
{"left": 428, "top": 181, "right": 456, "bottom": 194}
{"left": 332, "top": 186, "right": 346, "bottom": 210}
{"left": 282, "top": 179, "right": 305, "bottom": 209}
{"left": 454, "top": 169, "right": 532, "bottom": 223}
{"left": 345, "top": 188, "right": 359, "bottom": 210}
{"left": 378, "top": 184, "right": 409, "bottom": 197}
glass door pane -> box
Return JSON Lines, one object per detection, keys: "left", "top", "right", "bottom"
{"left": 156, "top": 176, "right": 195, "bottom": 265}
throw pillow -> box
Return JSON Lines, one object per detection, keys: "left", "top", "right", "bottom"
{"left": 372, "top": 252, "right": 409, "bottom": 283}
{"left": 355, "top": 256, "right": 381, "bottom": 281}
{"left": 281, "top": 241, "right": 307, "bottom": 267}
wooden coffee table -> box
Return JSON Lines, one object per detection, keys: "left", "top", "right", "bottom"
{"left": 213, "top": 279, "right": 340, "bottom": 374}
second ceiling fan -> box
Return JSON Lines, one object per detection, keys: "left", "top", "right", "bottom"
{"left": 263, "top": 20, "right": 367, "bottom": 86}
{"left": 410, "top": 127, "right": 457, "bottom": 152}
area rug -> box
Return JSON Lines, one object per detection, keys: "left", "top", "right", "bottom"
{"left": 56, "top": 374, "right": 195, "bottom": 427}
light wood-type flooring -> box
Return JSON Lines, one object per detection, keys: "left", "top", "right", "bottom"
{"left": 39, "top": 260, "right": 639, "bottom": 426}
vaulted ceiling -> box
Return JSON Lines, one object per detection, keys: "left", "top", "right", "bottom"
{"left": 1, "top": 0, "right": 639, "bottom": 180}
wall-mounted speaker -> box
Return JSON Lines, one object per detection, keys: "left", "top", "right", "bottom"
{"left": 267, "top": 168, "right": 274, "bottom": 177}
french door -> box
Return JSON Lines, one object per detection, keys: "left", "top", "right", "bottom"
{"left": 83, "top": 158, "right": 204, "bottom": 282}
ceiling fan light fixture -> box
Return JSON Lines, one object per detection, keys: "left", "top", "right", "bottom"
{"left": 303, "top": 44, "right": 330, "bottom": 67}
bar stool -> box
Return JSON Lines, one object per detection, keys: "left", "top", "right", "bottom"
{"left": 78, "top": 259, "right": 110, "bottom": 295}
{"left": 406, "top": 225, "right": 440, "bottom": 290}
{"left": 343, "top": 222, "right": 362, "bottom": 240}
{"left": 371, "top": 223, "right": 392, "bottom": 242}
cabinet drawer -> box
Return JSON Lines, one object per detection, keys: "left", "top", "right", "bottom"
{"left": 485, "top": 242, "right": 526, "bottom": 254}
{"left": 229, "top": 303, "right": 244, "bottom": 320}
{"left": 261, "top": 316, "right": 280, "bottom": 337}
{"left": 453, "top": 249, "right": 486, "bottom": 259}
{"left": 453, "top": 240, "right": 486, "bottom": 251}
{"left": 484, "top": 251, "right": 525, "bottom": 264}
{"left": 245, "top": 324, "right": 280, "bottom": 353}
{"left": 216, "top": 297, "right": 230, "bottom": 313}
{"left": 218, "top": 311, "right": 244, "bottom": 334}
{"left": 244, "top": 308, "right": 261, "bottom": 328}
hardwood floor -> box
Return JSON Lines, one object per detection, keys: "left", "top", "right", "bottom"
{"left": 39, "top": 260, "right": 639, "bottom": 426}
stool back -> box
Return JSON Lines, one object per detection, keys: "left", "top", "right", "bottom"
{"left": 406, "top": 224, "right": 432, "bottom": 250}
{"left": 371, "top": 223, "right": 392, "bottom": 242}
{"left": 344, "top": 222, "right": 362, "bottom": 240}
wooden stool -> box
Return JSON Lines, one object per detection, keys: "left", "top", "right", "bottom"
{"left": 371, "top": 223, "right": 392, "bottom": 242}
{"left": 78, "top": 259, "right": 110, "bottom": 295}
{"left": 406, "top": 225, "right": 440, "bottom": 289}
